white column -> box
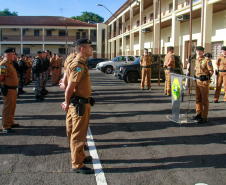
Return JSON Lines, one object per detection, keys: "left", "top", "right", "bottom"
{"left": 21, "top": 44, "right": 23, "bottom": 54}
{"left": 122, "top": 14, "right": 125, "bottom": 34}
{"left": 88, "top": 29, "right": 91, "bottom": 40}
{"left": 130, "top": 6, "right": 133, "bottom": 30}
{"left": 43, "top": 44, "right": 45, "bottom": 51}
{"left": 203, "top": 0, "right": 213, "bottom": 52}
{"left": 153, "top": 0, "right": 159, "bottom": 54}
{"left": 116, "top": 39, "right": 120, "bottom": 56}
{"left": 130, "top": 33, "right": 134, "bottom": 55}
{"left": 171, "top": 12, "right": 180, "bottom": 55}
{"left": 111, "top": 24, "right": 114, "bottom": 38}
{"left": 122, "top": 36, "right": 126, "bottom": 56}
{"left": 139, "top": 29, "right": 144, "bottom": 56}
{"left": 140, "top": 0, "right": 144, "bottom": 25}
{"left": 116, "top": 20, "right": 119, "bottom": 36}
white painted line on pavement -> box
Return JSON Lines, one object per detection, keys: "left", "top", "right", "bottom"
{"left": 87, "top": 127, "right": 107, "bottom": 185}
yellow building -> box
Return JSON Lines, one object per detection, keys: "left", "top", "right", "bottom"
{"left": 98, "top": 0, "right": 226, "bottom": 69}
{"left": 0, "top": 16, "right": 98, "bottom": 59}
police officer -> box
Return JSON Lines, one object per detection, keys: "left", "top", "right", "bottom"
{"left": 62, "top": 38, "right": 94, "bottom": 174}
{"left": 140, "top": 48, "right": 152, "bottom": 90}
{"left": 164, "top": 46, "right": 175, "bottom": 96}
{"left": 32, "top": 51, "right": 44, "bottom": 101}
{"left": 25, "top": 56, "right": 32, "bottom": 84}
{"left": 214, "top": 46, "right": 226, "bottom": 103}
{"left": 41, "top": 51, "right": 49, "bottom": 96}
{"left": 191, "top": 46, "right": 213, "bottom": 123}
{"left": 18, "top": 54, "right": 28, "bottom": 95}
{"left": 50, "top": 54, "right": 59, "bottom": 85}
{"left": 0, "top": 48, "right": 19, "bottom": 133}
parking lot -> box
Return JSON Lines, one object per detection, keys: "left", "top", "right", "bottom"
{"left": 0, "top": 69, "right": 226, "bottom": 185}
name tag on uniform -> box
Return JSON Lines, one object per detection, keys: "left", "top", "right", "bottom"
{"left": 76, "top": 67, "right": 82, "bottom": 73}
{"left": 0, "top": 66, "right": 6, "bottom": 75}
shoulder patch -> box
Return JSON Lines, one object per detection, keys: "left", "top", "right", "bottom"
{"left": 76, "top": 67, "right": 82, "bottom": 73}
{"left": 208, "top": 61, "right": 212, "bottom": 66}
{"left": 0, "top": 65, "right": 6, "bottom": 75}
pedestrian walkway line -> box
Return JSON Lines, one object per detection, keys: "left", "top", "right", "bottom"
{"left": 87, "top": 127, "right": 107, "bottom": 185}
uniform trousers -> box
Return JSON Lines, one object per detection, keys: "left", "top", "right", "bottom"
{"left": 52, "top": 68, "right": 58, "bottom": 84}
{"left": 2, "top": 89, "right": 17, "bottom": 129}
{"left": 165, "top": 69, "right": 171, "bottom": 95}
{"left": 145, "top": 68, "right": 152, "bottom": 88}
{"left": 141, "top": 68, "right": 151, "bottom": 89}
{"left": 66, "top": 103, "right": 91, "bottom": 169}
{"left": 164, "top": 70, "right": 168, "bottom": 94}
{"left": 214, "top": 72, "right": 226, "bottom": 102}
{"left": 195, "top": 80, "right": 210, "bottom": 118}
{"left": 34, "top": 73, "right": 42, "bottom": 96}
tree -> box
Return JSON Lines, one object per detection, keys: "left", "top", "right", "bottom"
{"left": 0, "top": 8, "right": 18, "bottom": 16}
{"left": 71, "top": 11, "right": 104, "bottom": 23}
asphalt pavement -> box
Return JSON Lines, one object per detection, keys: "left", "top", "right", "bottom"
{"left": 0, "top": 70, "right": 226, "bottom": 185}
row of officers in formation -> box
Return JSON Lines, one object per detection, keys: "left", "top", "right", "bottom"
{"left": 140, "top": 46, "right": 226, "bottom": 123}
{"left": 0, "top": 51, "right": 63, "bottom": 100}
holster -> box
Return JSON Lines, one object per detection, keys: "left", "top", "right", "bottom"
{"left": 215, "top": 69, "right": 218, "bottom": 76}
{"left": 1, "top": 85, "right": 8, "bottom": 96}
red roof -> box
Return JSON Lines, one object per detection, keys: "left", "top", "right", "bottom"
{"left": 0, "top": 16, "right": 97, "bottom": 27}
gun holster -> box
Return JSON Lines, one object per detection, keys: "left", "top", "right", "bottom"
{"left": 76, "top": 99, "right": 85, "bottom": 116}
{"left": 215, "top": 69, "right": 218, "bottom": 76}
{"left": 1, "top": 85, "right": 8, "bottom": 96}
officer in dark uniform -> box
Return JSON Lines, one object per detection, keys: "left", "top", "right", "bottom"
{"left": 41, "top": 51, "right": 49, "bottom": 96}
{"left": 32, "top": 51, "right": 44, "bottom": 101}
{"left": 0, "top": 48, "right": 19, "bottom": 133}
{"left": 62, "top": 39, "right": 94, "bottom": 174}
{"left": 17, "top": 54, "right": 28, "bottom": 95}
{"left": 191, "top": 46, "right": 213, "bottom": 123}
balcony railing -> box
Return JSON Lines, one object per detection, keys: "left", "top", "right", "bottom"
{"left": 23, "top": 36, "right": 43, "bottom": 41}
{"left": 1, "top": 35, "right": 20, "bottom": 41}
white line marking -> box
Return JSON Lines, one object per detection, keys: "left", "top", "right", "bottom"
{"left": 87, "top": 127, "right": 107, "bottom": 185}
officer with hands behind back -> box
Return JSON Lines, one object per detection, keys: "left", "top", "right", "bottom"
{"left": 191, "top": 46, "right": 213, "bottom": 123}
{"left": 0, "top": 48, "right": 19, "bottom": 133}
{"left": 62, "top": 39, "right": 95, "bottom": 174}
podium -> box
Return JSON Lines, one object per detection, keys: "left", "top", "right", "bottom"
{"left": 166, "top": 73, "right": 198, "bottom": 124}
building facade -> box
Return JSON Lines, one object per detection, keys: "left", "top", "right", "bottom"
{"left": 99, "top": 0, "right": 226, "bottom": 68}
{"left": 0, "top": 16, "right": 99, "bottom": 59}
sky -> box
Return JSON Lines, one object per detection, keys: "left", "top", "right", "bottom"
{"left": 1, "top": 0, "right": 127, "bottom": 22}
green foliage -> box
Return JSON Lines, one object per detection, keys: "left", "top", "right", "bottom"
{"left": 0, "top": 8, "right": 18, "bottom": 16}
{"left": 71, "top": 11, "right": 104, "bottom": 23}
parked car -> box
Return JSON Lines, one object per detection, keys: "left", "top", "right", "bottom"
{"left": 115, "top": 54, "right": 183, "bottom": 83}
{"left": 96, "top": 55, "right": 140, "bottom": 74}
{"left": 87, "top": 58, "right": 109, "bottom": 69}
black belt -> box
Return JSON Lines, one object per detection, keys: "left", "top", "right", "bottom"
{"left": 70, "top": 96, "right": 91, "bottom": 105}
{"left": 5, "top": 85, "right": 17, "bottom": 89}
{"left": 195, "top": 74, "right": 210, "bottom": 81}
{"left": 219, "top": 70, "right": 226, "bottom": 72}
{"left": 142, "top": 65, "right": 151, "bottom": 68}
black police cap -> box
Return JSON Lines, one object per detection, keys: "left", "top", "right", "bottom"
{"left": 168, "top": 46, "right": 174, "bottom": 50}
{"left": 221, "top": 46, "right": 226, "bottom": 51}
{"left": 45, "top": 50, "right": 50, "bottom": 52}
{"left": 73, "top": 39, "right": 92, "bottom": 46}
{"left": 204, "top": 53, "right": 212, "bottom": 58}
{"left": 4, "top": 48, "right": 15, "bottom": 53}
{"left": 196, "top": 46, "right": 204, "bottom": 51}
{"left": 42, "top": 51, "right": 46, "bottom": 53}
{"left": 21, "top": 54, "right": 25, "bottom": 57}
{"left": 37, "top": 51, "right": 42, "bottom": 54}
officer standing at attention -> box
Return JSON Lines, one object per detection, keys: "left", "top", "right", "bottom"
{"left": 32, "top": 51, "right": 44, "bottom": 101}
{"left": 62, "top": 38, "right": 94, "bottom": 174}
{"left": 164, "top": 46, "right": 175, "bottom": 96}
{"left": 51, "top": 54, "right": 59, "bottom": 85}
{"left": 0, "top": 48, "right": 19, "bottom": 133}
{"left": 214, "top": 46, "right": 226, "bottom": 103}
{"left": 191, "top": 46, "right": 213, "bottom": 123}
{"left": 17, "top": 54, "right": 28, "bottom": 95}
{"left": 140, "top": 48, "right": 152, "bottom": 90}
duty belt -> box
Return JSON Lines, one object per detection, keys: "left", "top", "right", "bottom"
{"left": 219, "top": 70, "right": 226, "bottom": 72}
{"left": 70, "top": 96, "right": 91, "bottom": 105}
{"left": 194, "top": 74, "right": 210, "bottom": 81}
{"left": 142, "top": 65, "right": 151, "bottom": 68}
{"left": 5, "top": 85, "right": 17, "bottom": 89}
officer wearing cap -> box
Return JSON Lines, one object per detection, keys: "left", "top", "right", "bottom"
{"left": 17, "top": 54, "right": 28, "bottom": 95}
{"left": 164, "top": 46, "right": 175, "bottom": 96}
{"left": 32, "top": 51, "right": 44, "bottom": 101}
{"left": 62, "top": 38, "right": 94, "bottom": 174}
{"left": 214, "top": 46, "right": 226, "bottom": 103}
{"left": 191, "top": 46, "right": 213, "bottom": 123}
{"left": 50, "top": 54, "right": 59, "bottom": 85}
{"left": 140, "top": 48, "right": 152, "bottom": 90}
{"left": 0, "top": 48, "right": 19, "bottom": 133}
{"left": 41, "top": 51, "right": 49, "bottom": 96}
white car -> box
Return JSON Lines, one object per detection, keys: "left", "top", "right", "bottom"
{"left": 96, "top": 55, "right": 139, "bottom": 74}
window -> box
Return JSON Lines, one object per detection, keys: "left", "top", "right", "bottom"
{"left": 144, "top": 16, "right": 147, "bottom": 24}
{"left": 118, "top": 56, "right": 126, "bottom": 61}
{"left": 128, "top": 56, "right": 135, "bottom": 61}
{"left": 128, "top": 25, "right": 130, "bottom": 31}
{"left": 137, "top": 20, "right": 140, "bottom": 27}
{"left": 23, "top": 48, "right": 30, "bottom": 55}
{"left": 211, "top": 41, "right": 223, "bottom": 60}
{"left": 22, "top": 29, "right": 26, "bottom": 36}
{"left": 82, "top": 32, "right": 86, "bottom": 38}
{"left": 46, "top": 30, "right": 52, "bottom": 36}
{"left": 59, "top": 30, "right": 66, "bottom": 36}
{"left": 169, "top": 3, "right": 173, "bottom": 12}
{"left": 34, "top": 29, "right": 39, "bottom": 36}
{"left": 59, "top": 48, "right": 66, "bottom": 55}
{"left": 76, "top": 32, "right": 80, "bottom": 39}
{"left": 150, "top": 13, "right": 153, "bottom": 21}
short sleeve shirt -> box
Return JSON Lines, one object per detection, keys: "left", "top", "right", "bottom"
{"left": 66, "top": 56, "right": 91, "bottom": 98}
{"left": 64, "top": 53, "right": 76, "bottom": 70}
{"left": 165, "top": 52, "right": 175, "bottom": 68}
{"left": 217, "top": 54, "right": 226, "bottom": 71}
{"left": 0, "top": 59, "right": 19, "bottom": 86}
{"left": 195, "top": 56, "right": 213, "bottom": 77}
{"left": 140, "top": 55, "right": 152, "bottom": 67}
